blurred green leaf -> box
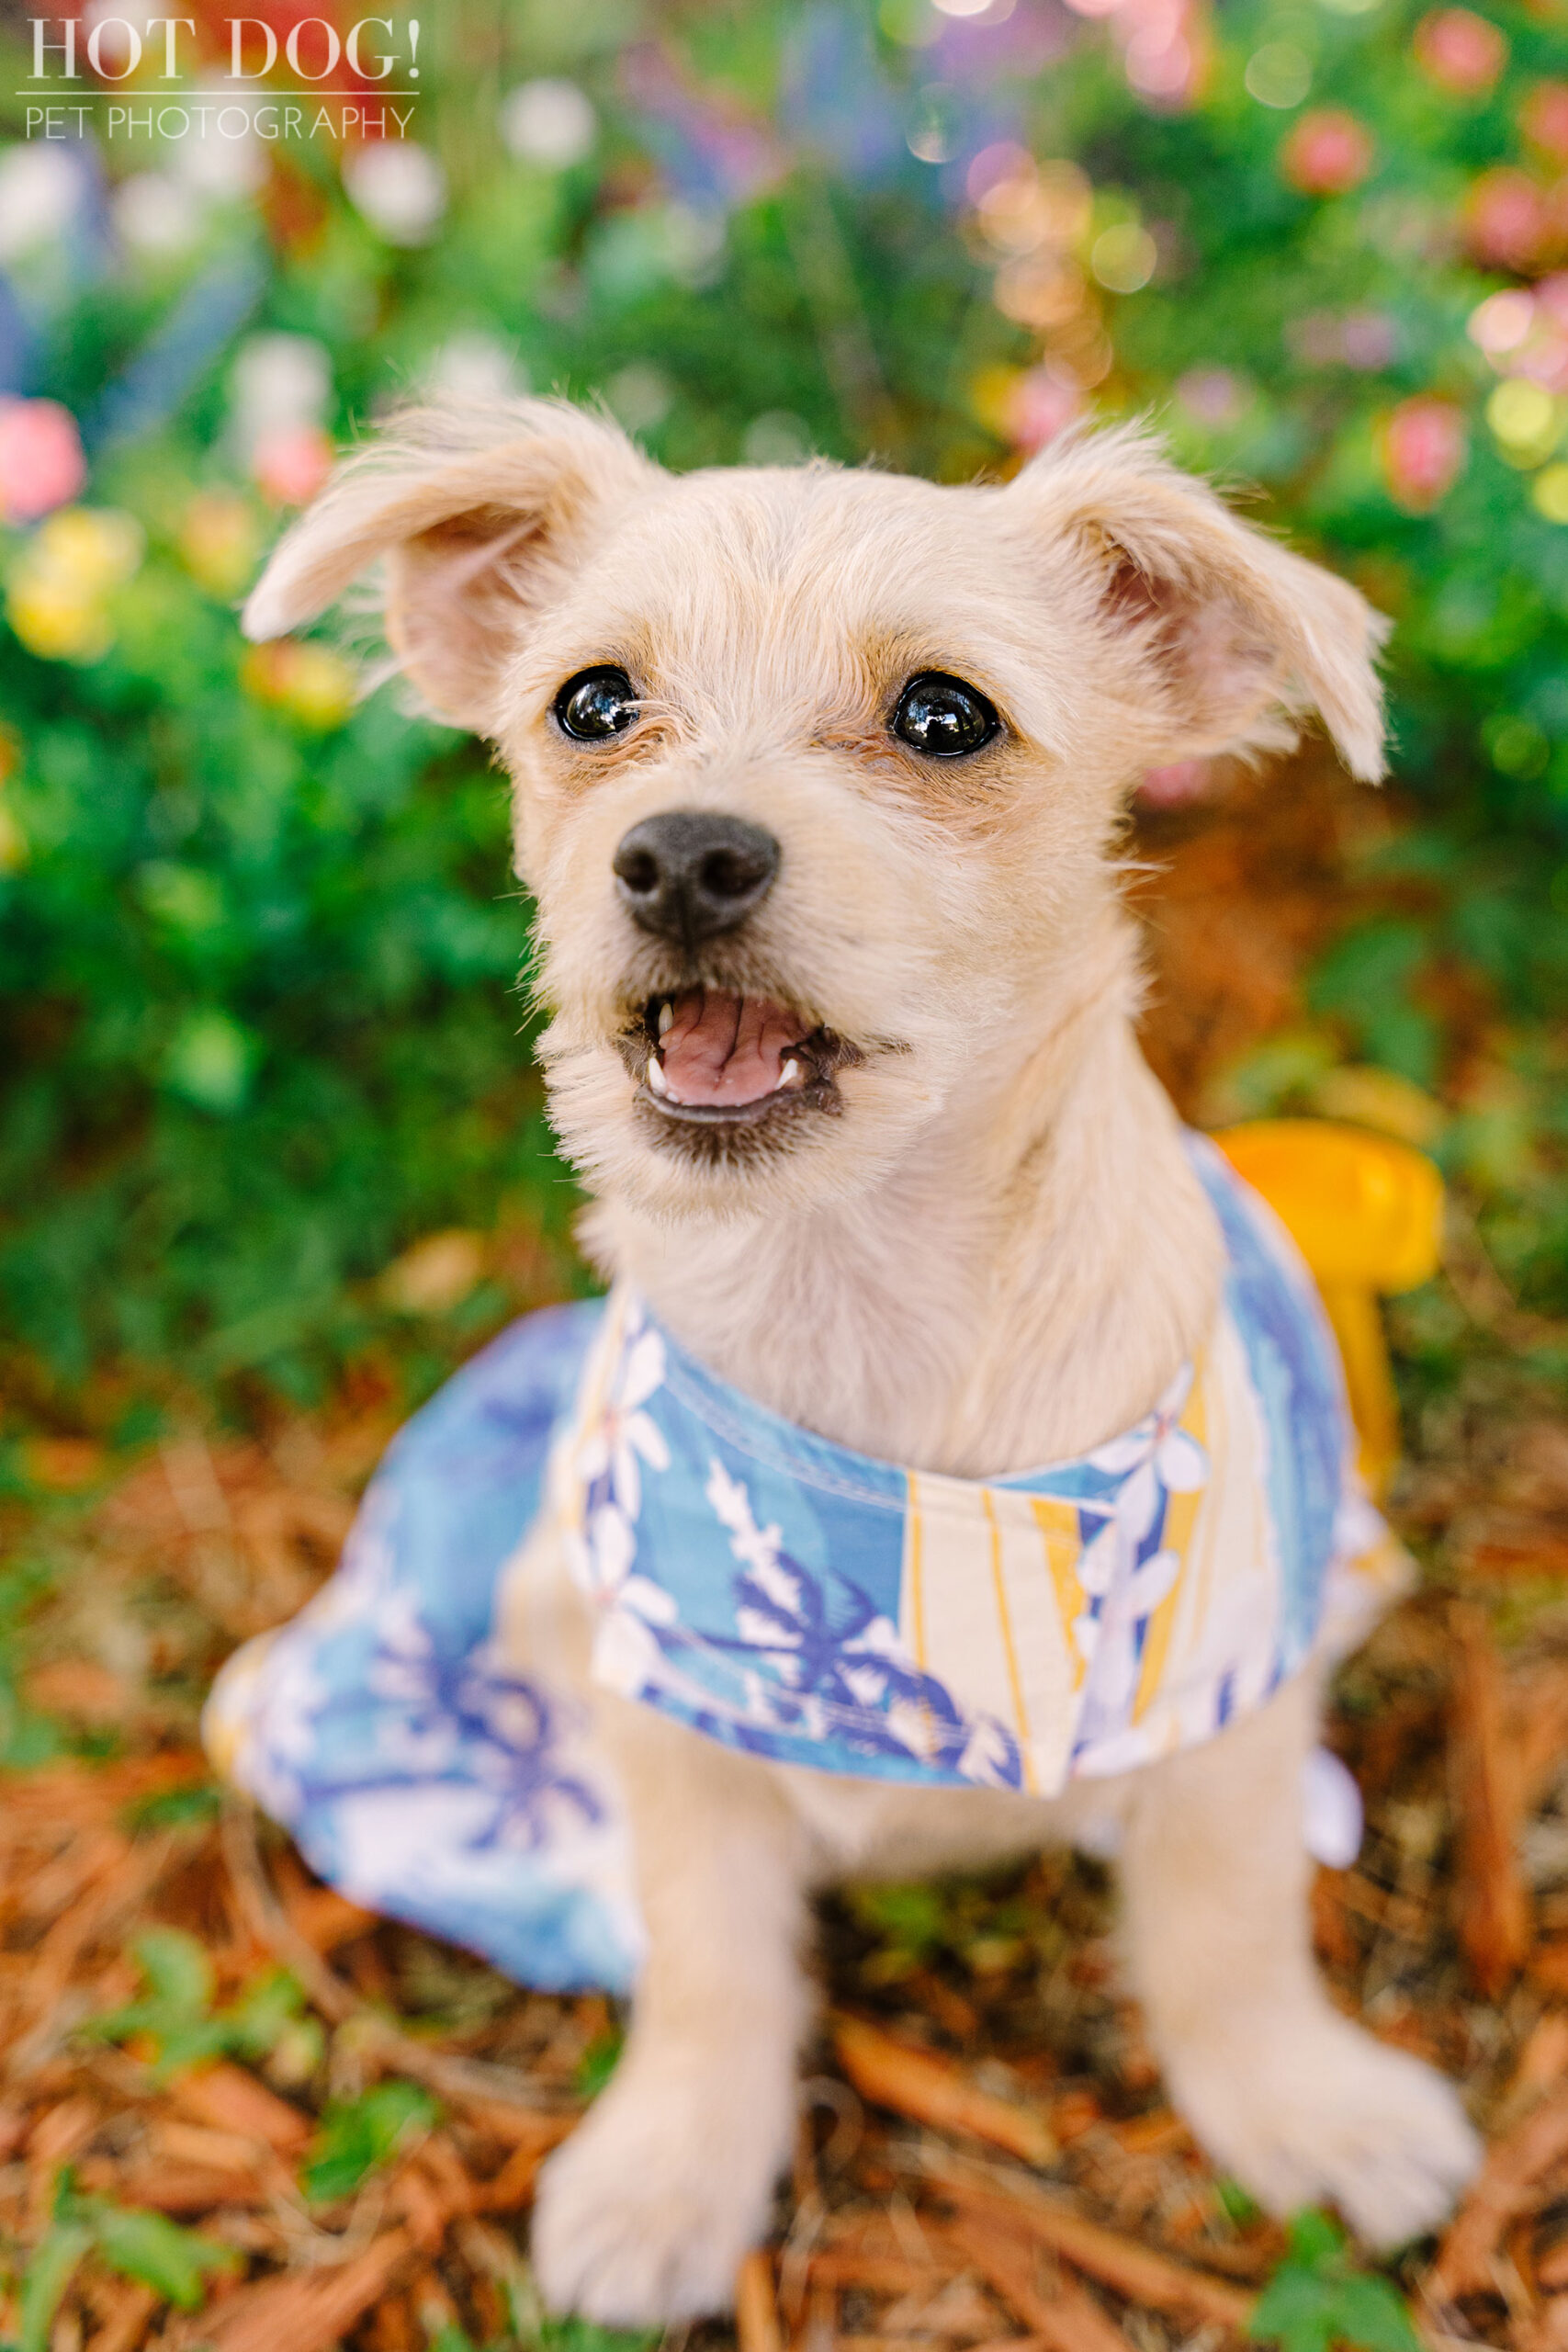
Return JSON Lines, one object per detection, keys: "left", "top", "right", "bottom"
{"left": 88, "top": 1932, "right": 308, "bottom": 2083}
{"left": 1248, "top": 2209, "right": 1422, "bottom": 2352}
{"left": 15, "top": 2222, "right": 93, "bottom": 2352}
{"left": 573, "top": 2026, "right": 624, "bottom": 2101}
{"left": 87, "top": 2204, "right": 242, "bottom": 2310}
{"left": 301, "top": 2079, "right": 440, "bottom": 2205}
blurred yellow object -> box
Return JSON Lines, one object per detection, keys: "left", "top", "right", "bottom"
{"left": 5, "top": 506, "right": 143, "bottom": 662}
{"left": 1213, "top": 1118, "right": 1444, "bottom": 1498}
{"left": 34, "top": 505, "right": 144, "bottom": 594}
{"left": 179, "top": 490, "right": 262, "bottom": 600}
{"left": 241, "top": 639, "right": 357, "bottom": 730}
{"left": 6, "top": 576, "right": 112, "bottom": 662}
{"left": 1309, "top": 1062, "right": 1445, "bottom": 1148}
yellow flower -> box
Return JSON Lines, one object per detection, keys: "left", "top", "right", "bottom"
{"left": 1486, "top": 379, "right": 1565, "bottom": 469}
{"left": 6, "top": 506, "right": 144, "bottom": 662}
{"left": 7, "top": 574, "right": 113, "bottom": 662}
{"left": 179, "top": 491, "right": 261, "bottom": 599}
{"left": 0, "top": 803, "right": 26, "bottom": 873}
{"left": 33, "top": 505, "right": 144, "bottom": 594}
{"left": 242, "top": 639, "right": 357, "bottom": 730}
{"left": 1533, "top": 462, "right": 1568, "bottom": 524}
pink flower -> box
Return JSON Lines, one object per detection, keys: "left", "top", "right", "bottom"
{"left": 252, "top": 424, "right": 334, "bottom": 508}
{"left": 1005, "top": 368, "right": 1083, "bottom": 451}
{"left": 1381, "top": 397, "right": 1468, "bottom": 512}
{"left": 1139, "top": 760, "right": 1213, "bottom": 807}
{"left": 1521, "top": 82, "right": 1568, "bottom": 165}
{"left": 1414, "top": 8, "right": 1507, "bottom": 97}
{"left": 1280, "top": 110, "right": 1374, "bottom": 198}
{"left": 1465, "top": 168, "right": 1550, "bottom": 269}
{"left": 1539, "top": 274, "right": 1568, "bottom": 331}
{"left": 1177, "top": 368, "right": 1245, "bottom": 424}
{"left": 0, "top": 399, "right": 86, "bottom": 526}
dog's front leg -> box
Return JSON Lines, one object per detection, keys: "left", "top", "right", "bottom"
{"left": 531, "top": 1696, "right": 813, "bottom": 2324}
{"left": 1119, "top": 1671, "right": 1479, "bottom": 2246}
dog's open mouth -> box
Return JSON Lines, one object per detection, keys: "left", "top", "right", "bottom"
{"left": 633, "top": 989, "right": 847, "bottom": 1126}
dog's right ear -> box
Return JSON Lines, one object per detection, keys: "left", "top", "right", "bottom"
{"left": 1004, "top": 422, "right": 1388, "bottom": 782}
{"left": 242, "top": 400, "right": 660, "bottom": 736}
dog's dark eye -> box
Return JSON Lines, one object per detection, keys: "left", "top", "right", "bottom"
{"left": 892, "top": 673, "right": 999, "bottom": 758}
{"left": 554, "top": 666, "right": 638, "bottom": 741}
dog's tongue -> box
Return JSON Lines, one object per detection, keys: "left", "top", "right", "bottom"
{"left": 658, "top": 989, "right": 801, "bottom": 1106}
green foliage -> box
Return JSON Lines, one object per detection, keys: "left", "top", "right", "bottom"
{"left": 121, "top": 1780, "right": 224, "bottom": 1833}
{"left": 533, "top": 2318, "right": 661, "bottom": 2352}
{"left": 1248, "top": 2210, "right": 1424, "bottom": 2352}
{"left": 1216, "top": 2176, "right": 1267, "bottom": 2228}
{"left": 1, "top": 0, "right": 1565, "bottom": 1421}
{"left": 3, "top": 2172, "right": 240, "bottom": 2350}
{"left": 846, "top": 1869, "right": 1054, "bottom": 1980}
{"left": 88, "top": 1926, "right": 311, "bottom": 2081}
{"left": 573, "top": 2024, "right": 625, "bottom": 2101}
{"left": 10, "top": 2220, "right": 93, "bottom": 2352}
{"left": 300, "top": 2077, "right": 440, "bottom": 2204}
{"left": 85, "top": 2199, "right": 243, "bottom": 2309}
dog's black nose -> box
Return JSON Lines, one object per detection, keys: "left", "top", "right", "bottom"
{"left": 612, "top": 811, "right": 780, "bottom": 944}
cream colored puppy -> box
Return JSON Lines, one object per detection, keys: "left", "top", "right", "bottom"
{"left": 245, "top": 401, "right": 1479, "bottom": 2324}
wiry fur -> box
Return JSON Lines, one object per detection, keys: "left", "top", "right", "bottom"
{"left": 246, "top": 403, "right": 1475, "bottom": 2322}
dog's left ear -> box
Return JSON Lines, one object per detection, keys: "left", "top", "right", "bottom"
{"left": 241, "top": 399, "right": 660, "bottom": 734}
{"left": 1006, "top": 424, "right": 1388, "bottom": 781}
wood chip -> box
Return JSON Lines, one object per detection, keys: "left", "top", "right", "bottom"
{"left": 149, "top": 2120, "right": 268, "bottom": 2175}
{"left": 1509, "top": 1661, "right": 1568, "bottom": 1811}
{"left": 1429, "top": 2082, "right": 1568, "bottom": 2299}
{"left": 925, "top": 2154, "right": 1253, "bottom": 2330}
{"left": 113, "top": 2161, "right": 269, "bottom": 2216}
{"left": 1107, "top": 2110, "right": 1190, "bottom": 2158}
{"left": 834, "top": 2018, "right": 1057, "bottom": 2167}
{"left": 1449, "top": 1602, "right": 1529, "bottom": 1998}
{"left": 944, "top": 2215, "right": 1131, "bottom": 2352}
{"left": 807, "top": 2249, "right": 953, "bottom": 2291}
{"left": 475, "top": 2137, "right": 552, "bottom": 2212}
{"left": 281, "top": 1884, "right": 379, "bottom": 1955}
{"left": 1507, "top": 2013, "right": 1568, "bottom": 2109}
{"left": 172, "top": 2063, "right": 310, "bottom": 2154}
{"left": 85, "top": 2280, "right": 158, "bottom": 2352}
{"left": 1516, "top": 2294, "right": 1568, "bottom": 2352}
{"left": 172, "top": 2223, "right": 414, "bottom": 2352}
{"left": 456, "top": 2098, "right": 578, "bottom": 2151}
{"left": 736, "top": 2247, "right": 785, "bottom": 2352}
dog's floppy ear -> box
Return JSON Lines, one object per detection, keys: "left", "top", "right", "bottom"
{"left": 1007, "top": 424, "right": 1388, "bottom": 781}
{"left": 243, "top": 399, "right": 660, "bottom": 735}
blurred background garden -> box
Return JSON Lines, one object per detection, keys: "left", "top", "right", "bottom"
{"left": 2, "top": 0, "right": 1566, "bottom": 1458}
{"left": 0, "top": 6, "right": 1567, "bottom": 2349}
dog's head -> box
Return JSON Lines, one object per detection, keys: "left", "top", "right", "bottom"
{"left": 246, "top": 401, "right": 1385, "bottom": 1222}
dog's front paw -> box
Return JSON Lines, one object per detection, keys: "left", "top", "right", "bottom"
{"left": 1165, "top": 2010, "right": 1481, "bottom": 2247}
{"left": 531, "top": 2063, "right": 787, "bottom": 2324}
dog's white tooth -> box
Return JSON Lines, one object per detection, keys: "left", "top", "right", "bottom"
{"left": 777, "top": 1057, "right": 803, "bottom": 1090}
{"left": 657, "top": 1000, "right": 673, "bottom": 1037}
{"left": 647, "top": 1055, "right": 670, "bottom": 1098}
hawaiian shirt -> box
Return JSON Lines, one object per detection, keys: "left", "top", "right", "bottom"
{"left": 205, "top": 1135, "right": 1402, "bottom": 1995}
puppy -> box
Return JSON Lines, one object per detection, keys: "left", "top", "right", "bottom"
{"left": 240, "top": 402, "right": 1480, "bottom": 2323}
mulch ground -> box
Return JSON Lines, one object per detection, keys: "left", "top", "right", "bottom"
{"left": 2, "top": 752, "right": 1566, "bottom": 2352}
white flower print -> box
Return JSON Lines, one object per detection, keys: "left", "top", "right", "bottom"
{"left": 576, "top": 1319, "right": 671, "bottom": 1521}
{"left": 705, "top": 1459, "right": 788, "bottom": 1585}
{"left": 1085, "top": 1363, "right": 1208, "bottom": 1555}
{"left": 1077, "top": 1544, "right": 1181, "bottom": 1722}
{"left": 573, "top": 1308, "right": 672, "bottom": 1608}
